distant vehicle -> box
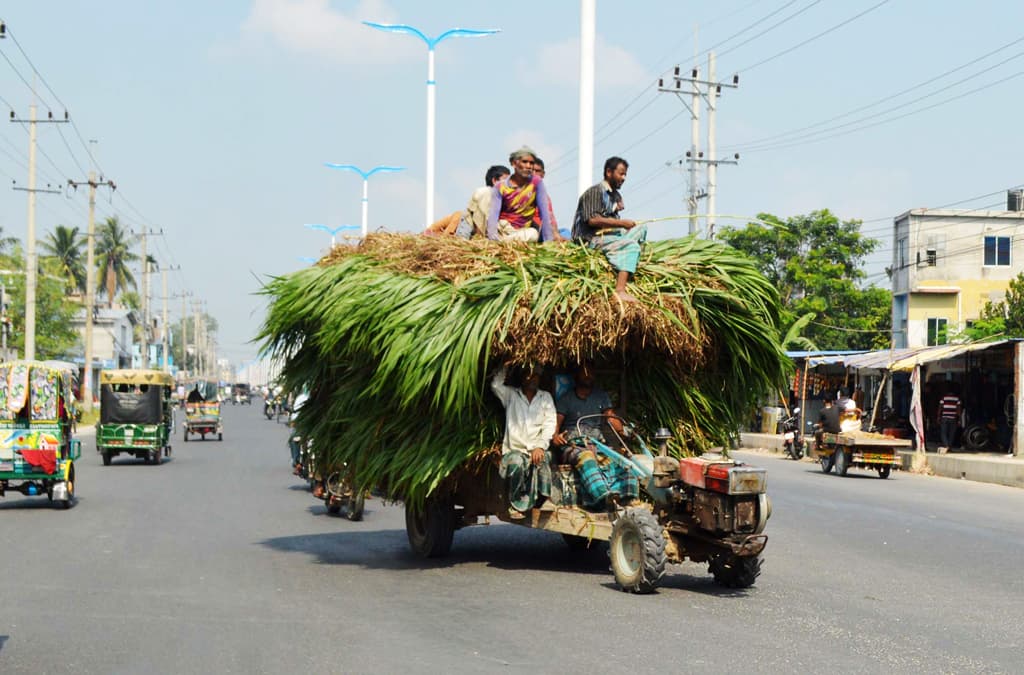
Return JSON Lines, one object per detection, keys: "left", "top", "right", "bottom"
{"left": 232, "top": 383, "right": 251, "bottom": 405}
{"left": 96, "top": 369, "right": 174, "bottom": 466}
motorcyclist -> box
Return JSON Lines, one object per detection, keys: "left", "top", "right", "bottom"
{"left": 288, "top": 391, "right": 310, "bottom": 474}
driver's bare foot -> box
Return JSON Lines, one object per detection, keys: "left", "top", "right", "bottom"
{"left": 614, "top": 290, "right": 638, "bottom": 303}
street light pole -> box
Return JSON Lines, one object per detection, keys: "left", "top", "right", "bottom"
{"left": 323, "top": 164, "right": 405, "bottom": 238}
{"left": 363, "top": 22, "right": 499, "bottom": 226}
{"left": 304, "top": 223, "right": 360, "bottom": 247}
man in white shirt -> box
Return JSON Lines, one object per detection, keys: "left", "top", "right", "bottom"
{"left": 491, "top": 365, "right": 556, "bottom": 518}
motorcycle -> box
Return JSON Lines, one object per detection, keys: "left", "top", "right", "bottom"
{"left": 781, "top": 408, "right": 805, "bottom": 460}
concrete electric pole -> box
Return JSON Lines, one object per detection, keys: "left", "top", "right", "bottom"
{"left": 658, "top": 52, "right": 739, "bottom": 238}
{"left": 68, "top": 173, "right": 115, "bottom": 412}
{"left": 10, "top": 104, "right": 67, "bottom": 359}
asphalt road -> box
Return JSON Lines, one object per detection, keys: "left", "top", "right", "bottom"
{"left": 2, "top": 403, "right": 1022, "bottom": 674}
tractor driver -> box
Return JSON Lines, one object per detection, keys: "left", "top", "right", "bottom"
{"left": 551, "top": 365, "right": 639, "bottom": 508}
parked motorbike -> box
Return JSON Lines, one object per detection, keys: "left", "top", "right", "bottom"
{"left": 781, "top": 408, "right": 805, "bottom": 460}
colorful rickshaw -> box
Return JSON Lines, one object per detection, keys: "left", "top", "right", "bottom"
{"left": 0, "top": 360, "right": 80, "bottom": 508}
{"left": 183, "top": 380, "right": 223, "bottom": 441}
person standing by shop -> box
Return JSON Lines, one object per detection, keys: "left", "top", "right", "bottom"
{"left": 939, "top": 387, "right": 962, "bottom": 451}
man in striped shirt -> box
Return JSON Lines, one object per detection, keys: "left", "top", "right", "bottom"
{"left": 939, "top": 387, "right": 962, "bottom": 450}
{"left": 572, "top": 156, "right": 646, "bottom": 302}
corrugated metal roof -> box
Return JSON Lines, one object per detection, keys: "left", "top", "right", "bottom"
{"left": 888, "top": 340, "right": 1010, "bottom": 372}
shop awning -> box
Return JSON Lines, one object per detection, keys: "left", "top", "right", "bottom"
{"left": 842, "top": 347, "right": 931, "bottom": 371}
{"left": 888, "top": 339, "right": 1011, "bottom": 372}
{"left": 786, "top": 350, "right": 866, "bottom": 367}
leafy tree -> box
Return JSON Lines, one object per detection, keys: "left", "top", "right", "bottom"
{"left": 961, "top": 272, "right": 1024, "bottom": 340}
{"left": 0, "top": 247, "right": 80, "bottom": 359}
{"left": 96, "top": 216, "right": 137, "bottom": 307}
{"left": 719, "top": 209, "right": 891, "bottom": 350}
{"left": 0, "top": 226, "right": 20, "bottom": 253}
{"left": 40, "top": 225, "right": 86, "bottom": 293}
{"left": 168, "top": 313, "right": 218, "bottom": 373}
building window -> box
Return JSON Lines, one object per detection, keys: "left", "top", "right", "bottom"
{"left": 926, "top": 249, "right": 937, "bottom": 266}
{"left": 984, "top": 236, "right": 1010, "bottom": 266}
{"left": 897, "top": 238, "right": 907, "bottom": 268}
{"left": 927, "top": 318, "right": 948, "bottom": 346}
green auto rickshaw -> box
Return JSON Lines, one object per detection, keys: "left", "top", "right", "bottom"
{"left": 96, "top": 369, "right": 175, "bottom": 465}
{"left": 0, "top": 360, "right": 80, "bottom": 508}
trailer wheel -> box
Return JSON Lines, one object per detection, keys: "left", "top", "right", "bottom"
{"left": 877, "top": 466, "right": 891, "bottom": 479}
{"left": 101, "top": 451, "right": 112, "bottom": 466}
{"left": 609, "top": 507, "right": 666, "bottom": 594}
{"left": 820, "top": 452, "right": 834, "bottom": 474}
{"left": 710, "top": 554, "right": 761, "bottom": 589}
{"left": 58, "top": 466, "right": 76, "bottom": 510}
{"left": 405, "top": 495, "right": 454, "bottom": 558}
{"left": 183, "top": 431, "right": 189, "bottom": 442}
{"left": 835, "top": 449, "right": 849, "bottom": 476}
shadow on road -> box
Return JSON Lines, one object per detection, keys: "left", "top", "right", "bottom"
{"left": 258, "top": 524, "right": 611, "bottom": 577}
{"left": 0, "top": 635, "right": 7, "bottom": 652}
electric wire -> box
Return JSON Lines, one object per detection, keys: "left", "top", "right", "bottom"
{"left": 734, "top": 0, "right": 892, "bottom": 73}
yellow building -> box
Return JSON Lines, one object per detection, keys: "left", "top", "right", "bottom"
{"left": 892, "top": 195, "right": 1024, "bottom": 348}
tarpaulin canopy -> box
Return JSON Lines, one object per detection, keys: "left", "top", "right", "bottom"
{"left": 888, "top": 340, "right": 1010, "bottom": 372}
{"left": 785, "top": 351, "right": 866, "bottom": 367}
{"left": 100, "top": 386, "right": 163, "bottom": 425}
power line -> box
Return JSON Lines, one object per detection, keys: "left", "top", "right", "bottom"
{"left": 735, "top": 0, "right": 892, "bottom": 73}
{"left": 714, "top": 0, "right": 825, "bottom": 60}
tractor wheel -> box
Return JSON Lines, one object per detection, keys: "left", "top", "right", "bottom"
{"left": 345, "top": 491, "right": 365, "bottom": 522}
{"left": 405, "top": 495, "right": 455, "bottom": 558}
{"left": 820, "top": 452, "right": 835, "bottom": 474}
{"left": 710, "top": 554, "right": 761, "bottom": 589}
{"left": 877, "top": 466, "right": 892, "bottom": 479}
{"left": 102, "top": 451, "right": 112, "bottom": 466}
{"left": 835, "top": 449, "right": 849, "bottom": 476}
{"left": 218, "top": 433, "right": 223, "bottom": 441}
{"left": 149, "top": 449, "right": 160, "bottom": 465}
{"left": 609, "top": 507, "right": 666, "bottom": 594}
{"left": 183, "top": 431, "right": 189, "bottom": 443}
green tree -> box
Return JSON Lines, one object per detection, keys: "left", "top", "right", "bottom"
{"left": 40, "top": 225, "right": 86, "bottom": 293}
{"left": 168, "top": 313, "right": 218, "bottom": 373}
{"left": 961, "top": 272, "right": 1024, "bottom": 340}
{"left": 96, "top": 216, "right": 137, "bottom": 307}
{"left": 719, "top": 209, "right": 891, "bottom": 350}
{"left": 0, "top": 248, "right": 80, "bottom": 359}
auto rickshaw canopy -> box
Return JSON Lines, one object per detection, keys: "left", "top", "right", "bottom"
{"left": 0, "top": 360, "right": 75, "bottom": 422}
{"left": 100, "top": 369, "right": 175, "bottom": 387}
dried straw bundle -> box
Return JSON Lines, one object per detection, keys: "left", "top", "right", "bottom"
{"left": 259, "top": 234, "right": 789, "bottom": 503}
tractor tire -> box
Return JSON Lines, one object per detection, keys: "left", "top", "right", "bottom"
{"left": 405, "top": 495, "right": 455, "bottom": 558}
{"left": 183, "top": 431, "right": 189, "bottom": 443}
{"left": 835, "top": 449, "right": 849, "bottom": 476}
{"left": 877, "top": 466, "right": 892, "bottom": 479}
{"left": 710, "top": 554, "right": 761, "bottom": 589}
{"left": 102, "top": 451, "right": 112, "bottom": 466}
{"left": 609, "top": 507, "right": 666, "bottom": 594}
{"left": 820, "top": 452, "right": 834, "bottom": 474}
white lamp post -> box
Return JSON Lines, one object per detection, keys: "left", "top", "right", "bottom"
{"left": 363, "top": 21, "right": 499, "bottom": 226}
{"left": 324, "top": 164, "right": 405, "bottom": 238}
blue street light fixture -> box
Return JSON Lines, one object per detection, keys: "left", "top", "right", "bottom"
{"left": 363, "top": 21, "right": 499, "bottom": 227}
{"left": 305, "top": 223, "right": 361, "bottom": 247}
{"left": 324, "top": 164, "right": 405, "bottom": 238}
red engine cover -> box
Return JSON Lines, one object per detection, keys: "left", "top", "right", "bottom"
{"left": 678, "top": 457, "right": 736, "bottom": 488}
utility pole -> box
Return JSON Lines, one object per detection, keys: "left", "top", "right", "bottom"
{"left": 172, "top": 290, "right": 190, "bottom": 375}
{"left": 158, "top": 266, "right": 180, "bottom": 371}
{"left": 193, "top": 299, "right": 202, "bottom": 378}
{"left": 135, "top": 228, "right": 163, "bottom": 368}
{"left": 658, "top": 52, "right": 738, "bottom": 238}
{"left": 68, "top": 173, "right": 115, "bottom": 412}
{"left": 11, "top": 104, "right": 67, "bottom": 359}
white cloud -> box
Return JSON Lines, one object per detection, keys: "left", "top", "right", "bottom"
{"left": 526, "top": 36, "right": 650, "bottom": 88}
{"left": 238, "top": 0, "right": 420, "bottom": 65}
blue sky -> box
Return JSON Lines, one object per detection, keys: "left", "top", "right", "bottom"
{"left": 1, "top": 1, "right": 1022, "bottom": 362}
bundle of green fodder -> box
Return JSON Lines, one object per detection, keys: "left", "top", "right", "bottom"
{"left": 259, "top": 233, "right": 790, "bottom": 504}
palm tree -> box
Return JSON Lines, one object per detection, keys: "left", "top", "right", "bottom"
{"left": 96, "top": 216, "right": 138, "bottom": 307}
{"left": 0, "top": 226, "right": 18, "bottom": 252}
{"left": 40, "top": 225, "right": 86, "bottom": 293}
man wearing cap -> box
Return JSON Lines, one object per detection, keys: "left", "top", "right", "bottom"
{"left": 572, "top": 156, "right": 646, "bottom": 302}
{"left": 486, "top": 146, "right": 555, "bottom": 243}
{"left": 490, "top": 364, "right": 556, "bottom": 517}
